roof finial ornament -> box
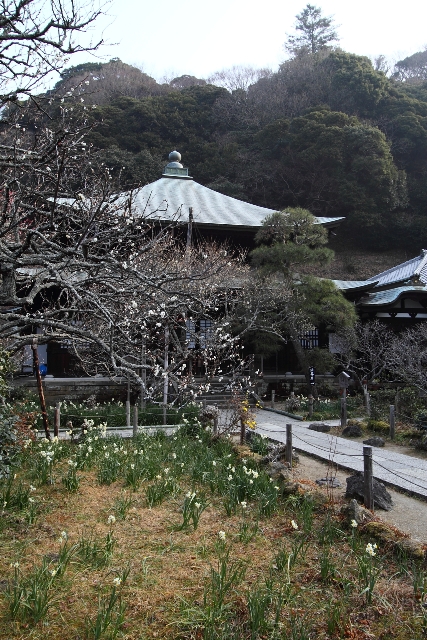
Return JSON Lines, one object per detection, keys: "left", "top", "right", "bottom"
{"left": 163, "top": 150, "right": 191, "bottom": 179}
{"left": 167, "top": 150, "right": 183, "bottom": 169}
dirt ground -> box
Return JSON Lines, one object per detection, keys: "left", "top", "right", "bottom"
{"left": 293, "top": 451, "right": 427, "bottom": 544}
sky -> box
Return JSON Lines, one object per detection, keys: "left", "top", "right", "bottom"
{"left": 73, "top": 0, "right": 427, "bottom": 81}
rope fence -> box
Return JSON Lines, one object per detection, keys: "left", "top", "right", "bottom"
{"left": 254, "top": 422, "right": 427, "bottom": 496}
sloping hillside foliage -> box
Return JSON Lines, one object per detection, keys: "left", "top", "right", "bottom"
{"left": 49, "top": 52, "right": 427, "bottom": 249}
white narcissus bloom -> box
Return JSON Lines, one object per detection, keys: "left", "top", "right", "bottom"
{"left": 218, "top": 531, "right": 226, "bottom": 540}
{"left": 350, "top": 519, "right": 358, "bottom": 528}
{"left": 240, "top": 501, "right": 247, "bottom": 509}
{"left": 113, "top": 577, "right": 122, "bottom": 586}
{"left": 291, "top": 520, "right": 298, "bottom": 530}
{"left": 107, "top": 515, "right": 116, "bottom": 525}
{"left": 195, "top": 502, "right": 201, "bottom": 509}
{"left": 365, "top": 542, "right": 377, "bottom": 556}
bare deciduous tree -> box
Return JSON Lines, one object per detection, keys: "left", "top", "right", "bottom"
{"left": 334, "top": 320, "right": 395, "bottom": 389}
{"left": 0, "top": 0, "right": 106, "bottom": 103}
{"left": 208, "top": 65, "right": 272, "bottom": 93}
{"left": 387, "top": 323, "right": 427, "bottom": 394}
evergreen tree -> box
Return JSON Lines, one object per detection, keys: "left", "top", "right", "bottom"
{"left": 285, "top": 4, "right": 339, "bottom": 56}
{"left": 249, "top": 209, "right": 356, "bottom": 381}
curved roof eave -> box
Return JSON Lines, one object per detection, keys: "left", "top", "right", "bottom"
{"left": 360, "top": 284, "right": 427, "bottom": 307}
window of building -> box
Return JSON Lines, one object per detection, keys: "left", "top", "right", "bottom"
{"left": 299, "top": 328, "right": 319, "bottom": 349}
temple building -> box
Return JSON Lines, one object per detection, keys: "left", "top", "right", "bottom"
{"left": 332, "top": 251, "right": 427, "bottom": 328}
{"left": 20, "top": 150, "right": 345, "bottom": 380}
{"left": 129, "top": 150, "right": 344, "bottom": 246}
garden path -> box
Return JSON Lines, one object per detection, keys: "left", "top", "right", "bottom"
{"left": 253, "top": 409, "right": 427, "bottom": 500}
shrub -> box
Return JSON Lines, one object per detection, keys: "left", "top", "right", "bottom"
{"left": 366, "top": 419, "right": 389, "bottom": 434}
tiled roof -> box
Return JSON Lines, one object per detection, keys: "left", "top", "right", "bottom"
{"left": 130, "top": 176, "right": 344, "bottom": 229}
{"left": 360, "top": 284, "right": 427, "bottom": 306}
{"left": 367, "top": 250, "right": 427, "bottom": 286}
{"left": 332, "top": 280, "right": 378, "bottom": 291}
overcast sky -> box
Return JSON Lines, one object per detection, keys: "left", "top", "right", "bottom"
{"left": 76, "top": 0, "right": 427, "bottom": 80}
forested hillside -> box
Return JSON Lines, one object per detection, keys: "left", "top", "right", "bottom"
{"left": 48, "top": 48, "right": 427, "bottom": 251}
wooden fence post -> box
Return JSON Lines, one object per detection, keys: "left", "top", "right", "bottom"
{"left": 308, "top": 395, "right": 313, "bottom": 419}
{"left": 240, "top": 418, "right": 246, "bottom": 445}
{"left": 394, "top": 390, "right": 399, "bottom": 420}
{"left": 286, "top": 423, "right": 292, "bottom": 469}
{"left": 54, "top": 402, "right": 61, "bottom": 438}
{"left": 271, "top": 390, "right": 275, "bottom": 409}
{"left": 389, "top": 405, "right": 395, "bottom": 440}
{"left": 126, "top": 400, "right": 131, "bottom": 428}
{"left": 133, "top": 405, "right": 138, "bottom": 437}
{"left": 31, "top": 339, "right": 50, "bottom": 440}
{"left": 340, "top": 397, "right": 347, "bottom": 429}
{"left": 363, "top": 446, "right": 374, "bottom": 510}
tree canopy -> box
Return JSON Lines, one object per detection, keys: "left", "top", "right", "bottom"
{"left": 20, "top": 41, "right": 427, "bottom": 251}
{"left": 284, "top": 4, "right": 339, "bottom": 56}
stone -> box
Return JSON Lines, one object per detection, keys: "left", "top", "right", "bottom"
{"left": 396, "top": 538, "right": 426, "bottom": 561}
{"left": 361, "top": 520, "right": 425, "bottom": 560}
{"left": 363, "top": 436, "right": 385, "bottom": 447}
{"left": 261, "top": 444, "right": 299, "bottom": 466}
{"left": 363, "top": 520, "right": 397, "bottom": 542}
{"left": 262, "top": 444, "right": 287, "bottom": 462}
{"left": 345, "top": 472, "right": 393, "bottom": 511}
{"left": 281, "top": 480, "right": 300, "bottom": 496}
{"left": 341, "top": 498, "right": 373, "bottom": 525}
{"left": 266, "top": 461, "right": 288, "bottom": 479}
{"left": 308, "top": 422, "right": 331, "bottom": 433}
{"left": 342, "top": 424, "right": 363, "bottom": 437}
{"left": 315, "top": 477, "right": 341, "bottom": 488}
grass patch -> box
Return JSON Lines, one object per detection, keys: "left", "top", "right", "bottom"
{"left": 0, "top": 421, "right": 426, "bottom": 638}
